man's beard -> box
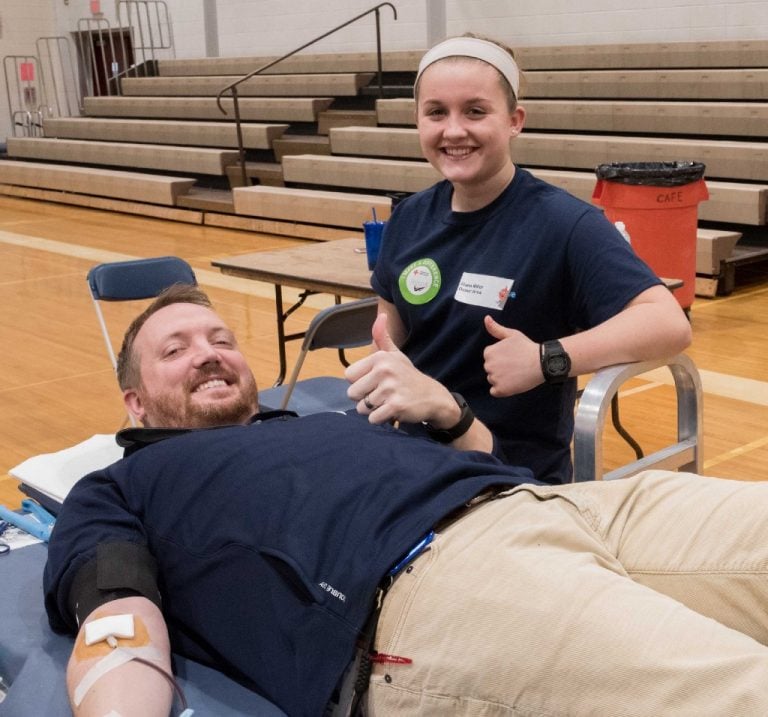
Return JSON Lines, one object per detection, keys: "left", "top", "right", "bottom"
{"left": 140, "top": 373, "right": 260, "bottom": 429}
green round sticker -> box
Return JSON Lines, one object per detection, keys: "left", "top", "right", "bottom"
{"left": 399, "top": 258, "right": 441, "bottom": 305}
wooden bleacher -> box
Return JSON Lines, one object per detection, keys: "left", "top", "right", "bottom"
{"left": 119, "top": 73, "right": 376, "bottom": 98}
{"left": 376, "top": 98, "right": 768, "bottom": 139}
{"left": 0, "top": 39, "right": 766, "bottom": 293}
{"left": 83, "top": 96, "right": 335, "bottom": 122}
{"left": 5, "top": 137, "right": 240, "bottom": 175}
{"left": 272, "top": 135, "right": 330, "bottom": 163}
{"left": 514, "top": 69, "right": 768, "bottom": 100}
{"left": 232, "top": 185, "right": 392, "bottom": 228}
{"left": 0, "top": 159, "right": 194, "bottom": 204}
{"left": 42, "top": 118, "right": 289, "bottom": 150}
{"left": 513, "top": 39, "right": 768, "bottom": 69}
{"left": 276, "top": 154, "right": 767, "bottom": 226}
{"left": 155, "top": 50, "right": 423, "bottom": 76}
{"left": 282, "top": 153, "right": 437, "bottom": 193}
{"left": 329, "top": 126, "right": 768, "bottom": 182}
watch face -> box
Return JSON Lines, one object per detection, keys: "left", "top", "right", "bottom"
{"left": 548, "top": 355, "right": 569, "bottom": 375}
{"left": 541, "top": 341, "right": 571, "bottom": 384}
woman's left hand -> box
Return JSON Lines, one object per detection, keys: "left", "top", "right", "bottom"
{"left": 483, "top": 316, "right": 544, "bottom": 397}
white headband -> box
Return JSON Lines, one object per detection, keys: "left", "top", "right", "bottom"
{"left": 416, "top": 37, "right": 520, "bottom": 99}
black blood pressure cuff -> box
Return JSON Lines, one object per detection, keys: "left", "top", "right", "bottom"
{"left": 68, "top": 541, "right": 162, "bottom": 625}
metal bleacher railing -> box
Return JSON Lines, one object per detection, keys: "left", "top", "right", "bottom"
{"left": 4, "top": 37, "right": 84, "bottom": 136}
{"left": 2, "top": 0, "right": 173, "bottom": 136}
{"left": 36, "top": 37, "right": 82, "bottom": 118}
{"left": 3, "top": 55, "right": 45, "bottom": 137}
{"left": 77, "top": 0, "right": 174, "bottom": 97}
{"left": 117, "top": 0, "right": 175, "bottom": 68}
{"left": 215, "top": 2, "right": 398, "bottom": 188}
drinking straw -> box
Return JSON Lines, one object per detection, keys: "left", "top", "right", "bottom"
{"left": 372, "top": 207, "right": 378, "bottom": 222}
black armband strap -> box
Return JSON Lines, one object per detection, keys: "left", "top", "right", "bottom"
{"left": 68, "top": 541, "right": 162, "bottom": 626}
{"left": 423, "top": 392, "right": 475, "bottom": 444}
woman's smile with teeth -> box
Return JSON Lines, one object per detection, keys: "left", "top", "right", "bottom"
{"left": 443, "top": 147, "right": 474, "bottom": 156}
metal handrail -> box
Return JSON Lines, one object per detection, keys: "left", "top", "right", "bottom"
{"left": 36, "top": 36, "right": 83, "bottom": 116}
{"left": 76, "top": 16, "right": 120, "bottom": 97}
{"left": 75, "top": 1, "right": 173, "bottom": 100}
{"left": 117, "top": 0, "right": 175, "bottom": 67}
{"left": 12, "top": 109, "right": 44, "bottom": 137}
{"left": 215, "top": 2, "right": 398, "bottom": 188}
{"left": 4, "top": 56, "right": 42, "bottom": 136}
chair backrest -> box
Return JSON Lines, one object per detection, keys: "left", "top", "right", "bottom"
{"left": 279, "top": 296, "right": 378, "bottom": 409}
{"left": 302, "top": 297, "right": 379, "bottom": 352}
{"left": 573, "top": 353, "right": 703, "bottom": 482}
{"left": 86, "top": 256, "right": 197, "bottom": 425}
{"left": 87, "top": 256, "right": 196, "bottom": 303}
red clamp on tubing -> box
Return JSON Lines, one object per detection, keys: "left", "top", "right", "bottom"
{"left": 370, "top": 653, "right": 413, "bottom": 665}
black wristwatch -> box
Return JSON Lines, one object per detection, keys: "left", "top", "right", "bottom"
{"left": 424, "top": 392, "right": 475, "bottom": 444}
{"left": 540, "top": 340, "right": 571, "bottom": 384}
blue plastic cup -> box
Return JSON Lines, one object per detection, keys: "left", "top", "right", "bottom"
{"left": 363, "top": 221, "right": 386, "bottom": 270}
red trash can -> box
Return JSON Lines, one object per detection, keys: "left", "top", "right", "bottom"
{"left": 592, "top": 161, "right": 708, "bottom": 309}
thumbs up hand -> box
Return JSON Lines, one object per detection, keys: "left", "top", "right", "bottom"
{"left": 483, "top": 316, "right": 544, "bottom": 397}
{"left": 346, "top": 313, "right": 459, "bottom": 427}
{"left": 371, "top": 311, "right": 399, "bottom": 352}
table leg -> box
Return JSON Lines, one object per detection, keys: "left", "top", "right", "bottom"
{"left": 273, "top": 284, "right": 287, "bottom": 387}
{"left": 271, "top": 285, "right": 317, "bottom": 387}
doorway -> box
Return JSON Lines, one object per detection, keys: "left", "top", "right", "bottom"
{"left": 75, "top": 28, "right": 134, "bottom": 97}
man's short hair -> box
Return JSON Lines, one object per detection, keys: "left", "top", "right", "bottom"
{"left": 116, "top": 283, "right": 212, "bottom": 390}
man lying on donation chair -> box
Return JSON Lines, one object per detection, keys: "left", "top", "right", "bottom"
{"left": 45, "top": 285, "right": 768, "bottom": 717}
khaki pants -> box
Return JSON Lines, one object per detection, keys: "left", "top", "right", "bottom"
{"left": 367, "top": 471, "right": 768, "bottom": 716}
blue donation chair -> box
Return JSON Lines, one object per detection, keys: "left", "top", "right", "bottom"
{"left": 258, "top": 296, "right": 378, "bottom": 415}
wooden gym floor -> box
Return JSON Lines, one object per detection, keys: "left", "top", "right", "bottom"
{"left": 1, "top": 194, "right": 767, "bottom": 509}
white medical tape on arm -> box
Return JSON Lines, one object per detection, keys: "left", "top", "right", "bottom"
{"left": 84, "top": 613, "right": 135, "bottom": 648}
{"left": 416, "top": 37, "right": 520, "bottom": 98}
{"left": 73, "top": 645, "right": 164, "bottom": 707}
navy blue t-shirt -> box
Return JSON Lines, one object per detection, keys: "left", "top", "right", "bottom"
{"left": 372, "top": 168, "right": 661, "bottom": 482}
{"left": 44, "top": 412, "right": 535, "bottom": 716}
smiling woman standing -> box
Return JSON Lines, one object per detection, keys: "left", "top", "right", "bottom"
{"left": 346, "top": 34, "right": 691, "bottom": 483}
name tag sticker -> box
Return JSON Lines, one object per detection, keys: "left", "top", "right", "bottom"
{"left": 454, "top": 273, "right": 514, "bottom": 310}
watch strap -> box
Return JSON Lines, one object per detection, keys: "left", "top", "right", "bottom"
{"left": 424, "top": 392, "right": 475, "bottom": 444}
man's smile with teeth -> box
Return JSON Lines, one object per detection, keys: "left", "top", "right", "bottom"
{"left": 194, "top": 378, "right": 229, "bottom": 393}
